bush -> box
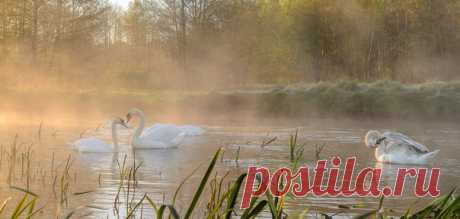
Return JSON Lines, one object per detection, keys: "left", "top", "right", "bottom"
{"left": 202, "top": 80, "right": 460, "bottom": 120}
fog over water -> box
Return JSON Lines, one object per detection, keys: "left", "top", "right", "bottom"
{"left": 0, "top": 106, "right": 458, "bottom": 218}
{"left": 1, "top": 0, "right": 460, "bottom": 217}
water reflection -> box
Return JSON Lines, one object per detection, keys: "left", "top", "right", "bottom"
{"left": 0, "top": 119, "right": 459, "bottom": 218}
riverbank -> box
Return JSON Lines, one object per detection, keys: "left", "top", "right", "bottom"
{"left": 185, "top": 80, "right": 460, "bottom": 120}
{"left": 2, "top": 80, "right": 460, "bottom": 125}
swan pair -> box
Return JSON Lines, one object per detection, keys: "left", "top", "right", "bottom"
{"left": 73, "top": 117, "right": 127, "bottom": 153}
{"left": 74, "top": 108, "right": 203, "bottom": 152}
{"left": 365, "top": 130, "right": 439, "bottom": 165}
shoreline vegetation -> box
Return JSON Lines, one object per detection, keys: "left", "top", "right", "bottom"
{"left": 3, "top": 80, "right": 460, "bottom": 121}
{"left": 191, "top": 80, "right": 460, "bottom": 119}
{"left": 1, "top": 144, "right": 458, "bottom": 218}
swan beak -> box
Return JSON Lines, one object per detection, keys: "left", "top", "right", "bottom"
{"left": 121, "top": 120, "right": 129, "bottom": 128}
{"left": 376, "top": 137, "right": 386, "bottom": 145}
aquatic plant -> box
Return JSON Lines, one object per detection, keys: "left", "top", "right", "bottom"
{"left": 354, "top": 190, "right": 460, "bottom": 219}
{"left": 288, "top": 130, "right": 305, "bottom": 169}
{"left": 0, "top": 132, "right": 458, "bottom": 218}
{"left": 401, "top": 189, "right": 460, "bottom": 219}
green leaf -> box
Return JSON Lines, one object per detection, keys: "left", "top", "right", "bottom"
{"left": 224, "top": 173, "right": 247, "bottom": 219}
{"left": 11, "top": 194, "right": 28, "bottom": 218}
{"left": 0, "top": 197, "right": 11, "bottom": 215}
{"left": 241, "top": 200, "right": 268, "bottom": 219}
{"left": 184, "top": 148, "right": 222, "bottom": 219}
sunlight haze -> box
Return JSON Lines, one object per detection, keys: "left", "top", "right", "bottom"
{"left": 0, "top": 0, "right": 459, "bottom": 218}
{"left": 112, "top": 0, "right": 131, "bottom": 8}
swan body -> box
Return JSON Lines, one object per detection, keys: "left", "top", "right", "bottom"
{"left": 73, "top": 118, "right": 127, "bottom": 153}
{"left": 126, "top": 108, "right": 202, "bottom": 149}
{"left": 73, "top": 137, "right": 113, "bottom": 153}
{"left": 365, "top": 130, "right": 439, "bottom": 165}
{"left": 143, "top": 123, "right": 205, "bottom": 136}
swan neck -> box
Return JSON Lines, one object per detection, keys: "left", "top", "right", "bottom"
{"left": 134, "top": 112, "right": 145, "bottom": 139}
{"left": 112, "top": 122, "right": 119, "bottom": 150}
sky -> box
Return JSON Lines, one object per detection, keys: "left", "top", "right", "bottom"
{"left": 112, "top": 0, "right": 131, "bottom": 8}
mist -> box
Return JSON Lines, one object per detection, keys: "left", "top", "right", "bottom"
{"left": 1, "top": 0, "right": 460, "bottom": 125}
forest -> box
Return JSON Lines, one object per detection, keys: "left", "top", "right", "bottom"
{"left": 1, "top": 0, "right": 460, "bottom": 91}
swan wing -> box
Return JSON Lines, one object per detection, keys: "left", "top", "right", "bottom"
{"left": 179, "top": 125, "right": 205, "bottom": 136}
{"left": 143, "top": 123, "right": 170, "bottom": 135}
{"left": 383, "top": 131, "right": 430, "bottom": 153}
{"left": 142, "top": 127, "right": 182, "bottom": 140}
{"left": 144, "top": 123, "right": 204, "bottom": 137}
{"left": 140, "top": 125, "right": 185, "bottom": 146}
{"left": 72, "top": 137, "right": 112, "bottom": 152}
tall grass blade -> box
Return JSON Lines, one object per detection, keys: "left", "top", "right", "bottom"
{"left": 353, "top": 210, "right": 377, "bottom": 219}
{"left": 297, "top": 208, "right": 309, "bottom": 219}
{"left": 240, "top": 200, "right": 268, "bottom": 219}
{"left": 0, "top": 197, "right": 11, "bottom": 215}
{"left": 224, "top": 173, "right": 247, "bottom": 219}
{"left": 172, "top": 163, "right": 203, "bottom": 206}
{"left": 11, "top": 194, "right": 28, "bottom": 218}
{"left": 184, "top": 148, "right": 222, "bottom": 219}
{"left": 10, "top": 186, "right": 39, "bottom": 197}
{"left": 25, "top": 197, "right": 36, "bottom": 219}
{"left": 167, "top": 205, "right": 180, "bottom": 219}
{"left": 73, "top": 190, "right": 94, "bottom": 196}
{"left": 145, "top": 195, "right": 158, "bottom": 212}
{"left": 126, "top": 195, "right": 146, "bottom": 218}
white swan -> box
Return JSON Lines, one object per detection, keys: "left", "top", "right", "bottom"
{"left": 365, "top": 130, "right": 439, "bottom": 165}
{"left": 72, "top": 117, "right": 127, "bottom": 153}
{"left": 143, "top": 123, "right": 205, "bottom": 136}
{"left": 126, "top": 108, "right": 193, "bottom": 149}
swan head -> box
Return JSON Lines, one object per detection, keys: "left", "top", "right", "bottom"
{"left": 126, "top": 108, "right": 144, "bottom": 123}
{"left": 113, "top": 117, "right": 128, "bottom": 128}
{"left": 365, "top": 130, "right": 384, "bottom": 149}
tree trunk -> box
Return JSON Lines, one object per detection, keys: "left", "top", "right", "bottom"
{"left": 31, "top": 0, "right": 39, "bottom": 63}
{"left": 180, "top": 0, "right": 186, "bottom": 73}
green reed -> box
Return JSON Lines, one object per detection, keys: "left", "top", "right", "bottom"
{"left": 0, "top": 131, "right": 458, "bottom": 218}
{"left": 0, "top": 134, "right": 97, "bottom": 218}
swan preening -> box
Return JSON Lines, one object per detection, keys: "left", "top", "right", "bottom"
{"left": 73, "top": 117, "right": 127, "bottom": 153}
{"left": 365, "top": 130, "right": 439, "bottom": 165}
{"left": 126, "top": 108, "right": 205, "bottom": 149}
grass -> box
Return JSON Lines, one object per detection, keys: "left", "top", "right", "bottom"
{"left": 0, "top": 129, "right": 458, "bottom": 218}
{"left": 110, "top": 148, "right": 270, "bottom": 219}
{"left": 186, "top": 80, "right": 460, "bottom": 119}
{"left": 0, "top": 131, "right": 97, "bottom": 218}
{"left": 289, "top": 130, "right": 305, "bottom": 169}
{"left": 112, "top": 134, "right": 460, "bottom": 219}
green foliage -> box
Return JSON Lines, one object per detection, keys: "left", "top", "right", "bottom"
{"left": 0, "top": 138, "right": 458, "bottom": 218}
{"left": 4, "top": 0, "right": 460, "bottom": 89}
{"left": 403, "top": 189, "right": 460, "bottom": 219}
{"left": 289, "top": 130, "right": 305, "bottom": 169}
{"left": 203, "top": 81, "right": 460, "bottom": 119}
{"left": 1, "top": 191, "right": 40, "bottom": 219}
{"left": 138, "top": 148, "right": 268, "bottom": 219}
{"left": 355, "top": 190, "right": 460, "bottom": 219}
{"left": 184, "top": 148, "right": 222, "bottom": 219}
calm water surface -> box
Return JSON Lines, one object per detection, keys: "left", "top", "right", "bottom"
{"left": 0, "top": 117, "right": 459, "bottom": 218}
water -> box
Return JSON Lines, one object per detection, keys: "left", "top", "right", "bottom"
{"left": 0, "top": 116, "right": 459, "bottom": 218}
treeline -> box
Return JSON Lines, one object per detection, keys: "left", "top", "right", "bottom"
{"left": 1, "top": 0, "right": 460, "bottom": 90}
